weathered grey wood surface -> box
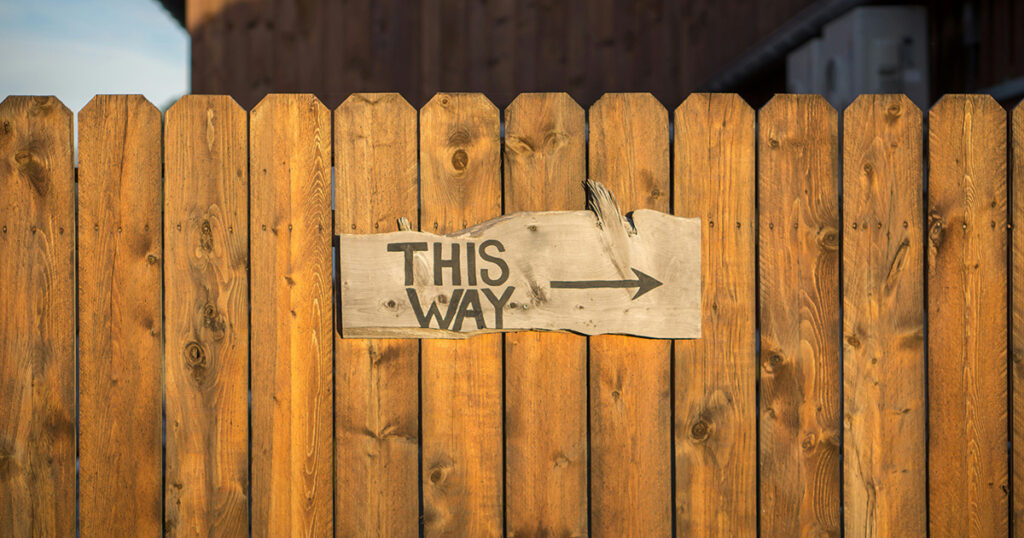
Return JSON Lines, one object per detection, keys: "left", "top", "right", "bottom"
{"left": 340, "top": 181, "right": 700, "bottom": 338}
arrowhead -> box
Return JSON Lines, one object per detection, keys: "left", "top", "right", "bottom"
{"left": 630, "top": 268, "right": 663, "bottom": 300}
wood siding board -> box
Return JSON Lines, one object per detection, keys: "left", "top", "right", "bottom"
{"left": 757, "top": 94, "right": 841, "bottom": 536}
{"left": 334, "top": 92, "right": 420, "bottom": 537}
{"left": 163, "top": 94, "right": 250, "bottom": 536}
{"left": 673, "top": 93, "right": 757, "bottom": 537}
{"left": 842, "top": 94, "right": 927, "bottom": 537}
{"left": 588, "top": 92, "right": 673, "bottom": 537}
{"left": 78, "top": 94, "right": 164, "bottom": 537}
{"left": 250, "top": 94, "right": 334, "bottom": 537}
{"left": 928, "top": 94, "right": 1009, "bottom": 537}
{"left": 503, "top": 92, "right": 588, "bottom": 537}
{"left": 419, "top": 92, "right": 503, "bottom": 537}
{"left": 0, "top": 95, "right": 76, "bottom": 538}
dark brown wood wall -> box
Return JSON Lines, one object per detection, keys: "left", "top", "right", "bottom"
{"left": 183, "top": 0, "right": 1024, "bottom": 110}
{"left": 929, "top": 0, "right": 1024, "bottom": 96}
{"left": 184, "top": 0, "right": 816, "bottom": 109}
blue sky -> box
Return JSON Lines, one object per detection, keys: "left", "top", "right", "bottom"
{"left": 0, "top": 0, "right": 189, "bottom": 112}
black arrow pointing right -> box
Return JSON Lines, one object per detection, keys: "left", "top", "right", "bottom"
{"left": 550, "top": 267, "right": 663, "bottom": 300}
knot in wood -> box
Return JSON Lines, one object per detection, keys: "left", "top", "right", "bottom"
{"left": 199, "top": 220, "right": 214, "bottom": 252}
{"left": 927, "top": 215, "right": 944, "bottom": 244}
{"left": 201, "top": 303, "right": 226, "bottom": 339}
{"left": 690, "top": 420, "right": 710, "bottom": 441}
{"left": 30, "top": 96, "right": 52, "bottom": 109}
{"left": 184, "top": 342, "right": 206, "bottom": 368}
{"left": 763, "top": 352, "right": 784, "bottom": 373}
{"left": 14, "top": 148, "right": 48, "bottom": 196}
{"left": 0, "top": 438, "right": 13, "bottom": 480}
{"left": 451, "top": 149, "right": 468, "bottom": 171}
{"left": 817, "top": 227, "right": 839, "bottom": 251}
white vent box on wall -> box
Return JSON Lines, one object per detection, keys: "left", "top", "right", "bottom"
{"left": 786, "top": 6, "right": 929, "bottom": 110}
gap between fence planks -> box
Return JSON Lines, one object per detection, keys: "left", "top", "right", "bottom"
{"left": 164, "top": 95, "right": 250, "bottom": 536}
{"left": 419, "top": 93, "right": 504, "bottom": 537}
{"left": 673, "top": 93, "right": 757, "bottom": 536}
{"left": 250, "top": 94, "right": 334, "bottom": 537}
{"left": 1014, "top": 100, "right": 1024, "bottom": 538}
{"left": 842, "top": 94, "right": 926, "bottom": 536}
{"left": 503, "top": 92, "right": 588, "bottom": 537}
{"left": 588, "top": 93, "right": 673, "bottom": 536}
{"left": 0, "top": 96, "right": 76, "bottom": 537}
{"left": 758, "top": 94, "right": 841, "bottom": 536}
{"left": 928, "top": 94, "right": 1008, "bottom": 537}
{"left": 334, "top": 93, "right": 420, "bottom": 537}
{"left": 78, "top": 95, "right": 163, "bottom": 537}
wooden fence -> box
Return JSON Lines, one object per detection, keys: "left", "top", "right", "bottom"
{"left": 0, "top": 91, "right": 1018, "bottom": 537}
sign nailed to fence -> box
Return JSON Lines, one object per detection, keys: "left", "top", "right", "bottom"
{"left": 339, "top": 181, "right": 701, "bottom": 339}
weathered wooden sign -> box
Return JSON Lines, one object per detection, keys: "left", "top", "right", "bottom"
{"left": 339, "top": 181, "right": 700, "bottom": 338}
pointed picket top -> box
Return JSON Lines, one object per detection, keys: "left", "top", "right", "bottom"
{"left": 166, "top": 93, "right": 244, "bottom": 116}
{"left": 81, "top": 94, "right": 159, "bottom": 117}
{"left": 0, "top": 94, "right": 72, "bottom": 117}
{"left": 676, "top": 92, "right": 753, "bottom": 117}
{"left": 338, "top": 92, "right": 415, "bottom": 113}
{"left": 252, "top": 93, "right": 328, "bottom": 116}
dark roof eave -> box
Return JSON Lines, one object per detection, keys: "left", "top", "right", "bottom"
{"left": 158, "top": 0, "right": 185, "bottom": 28}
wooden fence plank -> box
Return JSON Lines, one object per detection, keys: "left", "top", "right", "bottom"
{"left": 78, "top": 95, "right": 163, "bottom": 537}
{"left": 334, "top": 93, "right": 420, "bottom": 537}
{"left": 758, "top": 94, "right": 840, "bottom": 536}
{"left": 842, "top": 94, "right": 926, "bottom": 537}
{"left": 588, "top": 92, "right": 672, "bottom": 536}
{"left": 420, "top": 92, "right": 503, "bottom": 537}
{"left": 673, "top": 93, "right": 756, "bottom": 536}
{"left": 164, "top": 95, "right": 249, "bottom": 536}
{"left": 503, "top": 92, "right": 588, "bottom": 536}
{"left": 1014, "top": 100, "right": 1024, "bottom": 538}
{"left": 928, "top": 94, "right": 1008, "bottom": 537}
{"left": 251, "top": 94, "right": 333, "bottom": 537}
{"left": 0, "top": 96, "right": 75, "bottom": 537}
